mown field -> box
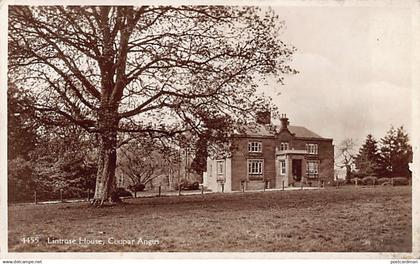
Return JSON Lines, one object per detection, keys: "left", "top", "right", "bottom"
{"left": 8, "top": 186, "right": 412, "bottom": 252}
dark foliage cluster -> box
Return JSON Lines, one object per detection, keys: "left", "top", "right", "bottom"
{"left": 8, "top": 86, "right": 97, "bottom": 203}
{"left": 353, "top": 127, "right": 412, "bottom": 179}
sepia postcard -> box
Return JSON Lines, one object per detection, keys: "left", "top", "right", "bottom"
{"left": 0, "top": 0, "right": 419, "bottom": 262}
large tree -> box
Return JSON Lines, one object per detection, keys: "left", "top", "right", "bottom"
{"left": 190, "top": 113, "right": 234, "bottom": 179}
{"left": 117, "top": 137, "right": 180, "bottom": 190}
{"left": 354, "top": 134, "right": 381, "bottom": 178}
{"left": 379, "top": 126, "right": 412, "bottom": 178}
{"left": 8, "top": 6, "right": 296, "bottom": 205}
{"left": 336, "top": 138, "right": 356, "bottom": 183}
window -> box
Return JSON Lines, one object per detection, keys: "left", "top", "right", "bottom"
{"left": 306, "top": 143, "right": 318, "bottom": 154}
{"left": 306, "top": 161, "right": 319, "bottom": 178}
{"left": 248, "top": 159, "right": 264, "bottom": 176}
{"left": 279, "top": 142, "right": 289, "bottom": 151}
{"left": 279, "top": 160, "right": 286, "bottom": 175}
{"left": 216, "top": 160, "right": 224, "bottom": 175}
{"left": 248, "top": 141, "right": 262, "bottom": 153}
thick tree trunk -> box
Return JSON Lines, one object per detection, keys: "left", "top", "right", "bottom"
{"left": 92, "top": 107, "right": 120, "bottom": 206}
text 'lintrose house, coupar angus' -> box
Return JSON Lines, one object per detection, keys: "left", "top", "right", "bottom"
{"left": 203, "top": 113, "right": 334, "bottom": 192}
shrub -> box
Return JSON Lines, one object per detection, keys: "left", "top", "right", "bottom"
{"left": 189, "top": 181, "right": 200, "bottom": 190}
{"left": 176, "top": 179, "right": 201, "bottom": 190}
{"left": 115, "top": 187, "right": 133, "bottom": 198}
{"left": 377, "top": 178, "right": 391, "bottom": 185}
{"left": 362, "top": 176, "right": 378, "bottom": 185}
{"left": 392, "top": 177, "right": 409, "bottom": 186}
{"left": 128, "top": 183, "right": 145, "bottom": 192}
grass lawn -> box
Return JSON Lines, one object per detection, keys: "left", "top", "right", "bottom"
{"left": 8, "top": 186, "right": 411, "bottom": 252}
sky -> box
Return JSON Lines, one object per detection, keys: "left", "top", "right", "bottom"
{"left": 260, "top": 5, "right": 413, "bottom": 149}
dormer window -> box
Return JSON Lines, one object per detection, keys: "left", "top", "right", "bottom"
{"left": 306, "top": 143, "right": 318, "bottom": 154}
{"left": 248, "top": 141, "right": 262, "bottom": 153}
{"left": 279, "top": 142, "right": 289, "bottom": 151}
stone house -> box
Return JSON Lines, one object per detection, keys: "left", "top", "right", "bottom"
{"left": 203, "top": 113, "right": 334, "bottom": 192}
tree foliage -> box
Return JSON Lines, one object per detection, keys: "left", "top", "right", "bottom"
{"left": 117, "top": 138, "right": 179, "bottom": 188}
{"left": 190, "top": 113, "right": 234, "bottom": 177}
{"left": 7, "top": 85, "right": 38, "bottom": 160}
{"left": 350, "top": 126, "right": 412, "bottom": 180}
{"left": 31, "top": 129, "right": 98, "bottom": 199}
{"left": 9, "top": 6, "right": 295, "bottom": 134}
{"left": 354, "top": 134, "right": 382, "bottom": 178}
{"left": 379, "top": 126, "right": 412, "bottom": 178}
{"left": 8, "top": 157, "right": 35, "bottom": 202}
{"left": 335, "top": 138, "right": 356, "bottom": 183}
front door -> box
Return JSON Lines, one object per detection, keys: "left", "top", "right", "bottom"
{"left": 292, "top": 159, "right": 302, "bottom": 182}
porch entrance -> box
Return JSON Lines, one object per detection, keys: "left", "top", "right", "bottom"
{"left": 292, "top": 159, "right": 302, "bottom": 182}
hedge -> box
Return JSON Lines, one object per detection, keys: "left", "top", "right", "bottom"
{"left": 361, "top": 176, "right": 378, "bottom": 185}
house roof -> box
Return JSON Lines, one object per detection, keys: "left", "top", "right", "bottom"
{"left": 237, "top": 124, "right": 274, "bottom": 137}
{"left": 287, "top": 125, "right": 323, "bottom": 139}
{"left": 236, "top": 124, "right": 327, "bottom": 140}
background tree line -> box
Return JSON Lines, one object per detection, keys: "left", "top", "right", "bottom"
{"left": 337, "top": 126, "right": 412, "bottom": 183}
{"left": 8, "top": 85, "right": 97, "bottom": 202}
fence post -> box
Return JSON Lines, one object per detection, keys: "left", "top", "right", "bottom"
{"left": 355, "top": 178, "right": 358, "bottom": 187}
{"left": 264, "top": 180, "right": 266, "bottom": 192}
{"left": 178, "top": 187, "right": 181, "bottom": 196}
{"left": 322, "top": 181, "right": 325, "bottom": 189}
{"left": 391, "top": 178, "right": 394, "bottom": 187}
{"left": 201, "top": 184, "right": 204, "bottom": 195}
{"left": 301, "top": 180, "right": 303, "bottom": 190}
{"left": 221, "top": 183, "right": 224, "bottom": 193}
{"left": 60, "top": 189, "right": 63, "bottom": 203}
{"left": 158, "top": 186, "right": 161, "bottom": 197}
{"left": 282, "top": 180, "right": 285, "bottom": 191}
{"left": 34, "top": 191, "right": 37, "bottom": 205}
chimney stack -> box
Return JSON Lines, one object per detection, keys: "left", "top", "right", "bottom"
{"left": 280, "top": 114, "right": 289, "bottom": 130}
